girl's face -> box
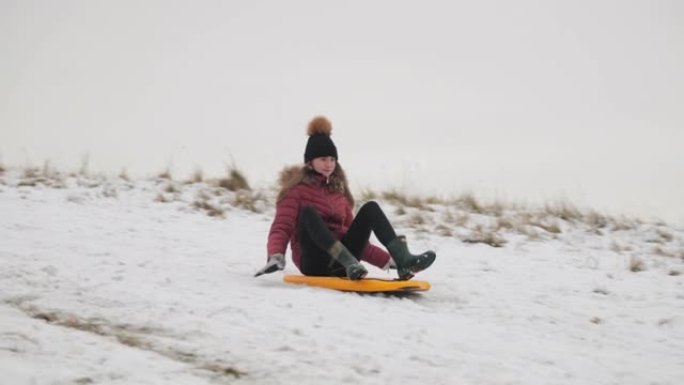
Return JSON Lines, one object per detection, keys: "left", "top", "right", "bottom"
{"left": 311, "top": 156, "right": 336, "bottom": 178}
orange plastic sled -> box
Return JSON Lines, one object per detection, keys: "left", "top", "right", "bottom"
{"left": 283, "top": 274, "right": 430, "bottom": 293}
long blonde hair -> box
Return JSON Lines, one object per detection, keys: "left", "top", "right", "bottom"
{"left": 277, "top": 163, "right": 354, "bottom": 207}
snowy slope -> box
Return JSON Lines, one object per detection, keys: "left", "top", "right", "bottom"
{"left": 1, "top": 169, "right": 683, "bottom": 385}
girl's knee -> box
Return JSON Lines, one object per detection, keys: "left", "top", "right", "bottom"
{"left": 360, "top": 200, "right": 381, "bottom": 212}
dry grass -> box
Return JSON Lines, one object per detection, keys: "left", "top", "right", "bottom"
{"left": 115, "top": 333, "right": 150, "bottom": 349}
{"left": 655, "top": 228, "right": 674, "bottom": 242}
{"left": 155, "top": 193, "right": 173, "bottom": 203}
{"left": 610, "top": 217, "right": 640, "bottom": 231}
{"left": 164, "top": 183, "right": 179, "bottom": 193}
{"left": 528, "top": 217, "right": 562, "bottom": 234}
{"left": 435, "top": 224, "right": 453, "bottom": 237}
{"left": 101, "top": 185, "right": 118, "bottom": 198}
{"left": 463, "top": 225, "right": 507, "bottom": 247}
{"left": 232, "top": 190, "right": 267, "bottom": 213}
{"left": 217, "top": 168, "right": 250, "bottom": 191}
{"left": 23, "top": 167, "right": 40, "bottom": 179}
{"left": 610, "top": 241, "right": 633, "bottom": 254}
{"left": 192, "top": 200, "right": 225, "bottom": 217}
{"left": 190, "top": 168, "right": 204, "bottom": 183}
{"left": 629, "top": 256, "right": 646, "bottom": 272}
{"left": 381, "top": 190, "right": 428, "bottom": 210}
{"left": 360, "top": 189, "right": 378, "bottom": 201}
{"left": 192, "top": 191, "right": 226, "bottom": 217}
{"left": 6, "top": 163, "right": 681, "bottom": 258}
{"left": 544, "top": 200, "right": 584, "bottom": 222}
{"left": 17, "top": 178, "right": 39, "bottom": 187}
{"left": 15, "top": 163, "right": 70, "bottom": 188}
{"left": 445, "top": 211, "right": 470, "bottom": 228}
{"left": 593, "top": 287, "right": 610, "bottom": 295}
{"left": 408, "top": 212, "right": 427, "bottom": 227}
{"left": 158, "top": 168, "right": 173, "bottom": 180}
{"left": 118, "top": 168, "right": 130, "bottom": 181}
{"left": 201, "top": 363, "right": 245, "bottom": 378}
{"left": 652, "top": 246, "right": 668, "bottom": 257}
{"left": 586, "top": 210, "right": 609, "bottom": 229}
{"left": 18, "top": 304, "right": 245, "bottom": 379}
{"left": 454, "top": 192, "right": 484, "bottom": 214}
{"left": 449, "top": 193, "right": 508, "bottom": 217}
{"left": 494, "top": 217, "right": 518, "bottom": 232}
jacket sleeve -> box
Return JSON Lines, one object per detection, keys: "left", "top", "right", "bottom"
{"left": 267, "top": 188, "right": 300, "bottom": 258}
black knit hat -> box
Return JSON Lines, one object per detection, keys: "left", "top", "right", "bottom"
{"left": 304, "top": 116, "right": 338, "bottom": 163}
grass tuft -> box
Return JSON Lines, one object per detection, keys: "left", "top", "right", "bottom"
{"left": 382, "top": 190, "right": 426, "bottom": 210}
{"left": 544, "top": 200, "right": 583, "bottom": 222}
{"left": 192, "top": 191, "right": 226, "bottom": 217}
{"left": 655, "top": 228, "right": 674, "bottom": 243}
{"left": 232, "top": 190, "right": 266, "bottom": 213}
{"left": 435, "top": 224, "right": 453, "bottom": 237}
{"left": 586, "top": 210, "right": 609, "bottom": 229}
{"left": 529, "top": 217, "right": 562, "bottom": 234}
{"left": 118, "top": 168, "right": 130, "bottom": 181}
{"left": 408, "top": 212, "right": 427, "bottom": 227}
{"left": 218, "top": 167, "right": 250, "bottom": 191}
{"left": 455, "top": 193, "right": 483, "bottom": 214}
{"left": 201, "top": 362, "right": 245, "bottom": 378}
{"left": 192, "top": 200, "right": 225, "bottom": 217}
{"left": 158, "top": 168, "right": 173, "bottom": 180}
{"left": 155, "top": 193, "right": 173, "bottom": 203}
{"left": 629, "top": 256, "right": 646, "bottom": 272}
{"left": 164, "top": 183, "right": 179, "bottom": 193}
{"left": 360, "top": 189, "right": 378, "bottom": 201}
{"left": 611, "top": 217, "right": 640, "bottom": 231}
{"left": 463, "top": 225, "right": 507, "bottom": 247}
{"left": 190, "top": 168, "right": 204, "bottom": 183}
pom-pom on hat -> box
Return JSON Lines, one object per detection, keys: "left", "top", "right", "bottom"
{"left": 304, "top": 116, "right": 338, "bottom": 163}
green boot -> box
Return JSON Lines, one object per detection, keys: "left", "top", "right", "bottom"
{"left": 387, "top": 236, "right": 436, "bottom": 280}
{"left": 328, "top": 241, "right": 368, "bottom": 280}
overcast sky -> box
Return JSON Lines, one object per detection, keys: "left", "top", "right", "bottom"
{"left": 1, "top": 0, "right": 683, "bottom": 224}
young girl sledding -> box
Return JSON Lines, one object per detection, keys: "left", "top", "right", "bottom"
{"left": 255, "top": 116, "right": 436, "bottom": 280}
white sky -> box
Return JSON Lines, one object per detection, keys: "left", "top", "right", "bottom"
{"left": 1, "top": 0, "right": 683, "bottom": 224}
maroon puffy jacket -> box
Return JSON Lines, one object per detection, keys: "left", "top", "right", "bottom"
{"left": 267, "top": 173, "right": 390, "bottom": 271}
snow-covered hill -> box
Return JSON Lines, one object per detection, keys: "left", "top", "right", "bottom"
{"left": 1, "top": 168, "right": 682, "bottom": 385}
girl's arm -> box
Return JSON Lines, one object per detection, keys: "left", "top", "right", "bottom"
{"left": 267, "top": 187, "right": 300, "bottom": 257}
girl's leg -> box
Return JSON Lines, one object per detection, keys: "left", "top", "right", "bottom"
{"left": 342, "top": 201, "right": 397, "bottom": 256}
{"left": 298, "top": 206, "right": 366, "bottom": 279}
{"left": 298, "top": 207, "right": 343, "bottom": 276}
{"left": 343, "top": 201, "right": 436, "bottom": 280}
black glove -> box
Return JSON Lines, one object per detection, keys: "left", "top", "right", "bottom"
{"left": 254, "top": 254, "right": 286, "bottom": 277}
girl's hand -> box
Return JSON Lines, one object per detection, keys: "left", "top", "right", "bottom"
{"left": 254, "top": 254, "right": 286, "bottom": 277}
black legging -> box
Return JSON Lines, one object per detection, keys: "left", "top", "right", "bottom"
{"left": 298, "top": 201, "right": 397, "bottom": 276}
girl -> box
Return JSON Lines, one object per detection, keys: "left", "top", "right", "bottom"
{"left": 255, "top": 116, "right": 436, "bottom": 280}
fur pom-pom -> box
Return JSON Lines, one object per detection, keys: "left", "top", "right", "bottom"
{"left": 307, "top": 116, "right": 333, "bottom": 136}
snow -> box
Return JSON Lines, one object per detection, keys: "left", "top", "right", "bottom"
{"left": 1, "top": 169, "right": 683, "bottom": 385}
